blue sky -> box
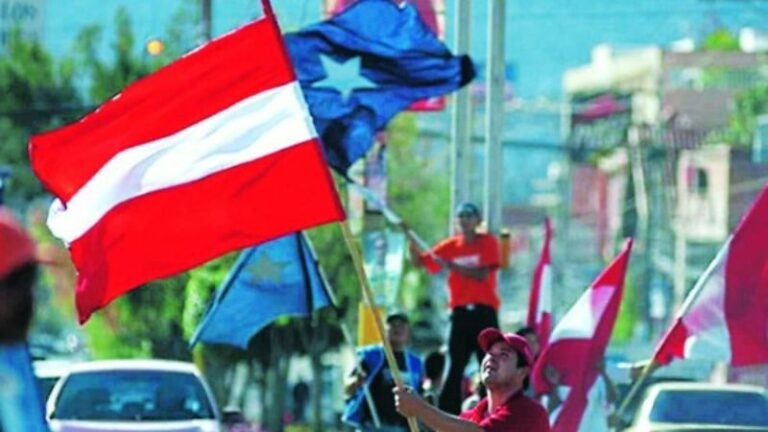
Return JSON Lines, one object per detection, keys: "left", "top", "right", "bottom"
{"left": 42, "top": 1, "right": 766, "bottom": 99}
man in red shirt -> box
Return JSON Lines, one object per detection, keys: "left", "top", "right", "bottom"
{"left": 394, "top": 327, "right": 551, "bottom": 431}
{"left": 406, "top": 202, "right": 501, "bottom": 414}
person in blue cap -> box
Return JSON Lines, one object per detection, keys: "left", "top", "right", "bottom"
{"left": 342, "top": 312, "right": 424, "bottom": 431}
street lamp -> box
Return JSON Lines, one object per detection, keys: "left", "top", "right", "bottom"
{"left": 145, "top": 38, "right": 165, "bottom": 56}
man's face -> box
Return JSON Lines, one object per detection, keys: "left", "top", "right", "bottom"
{"left": 386, "top": 319, "right": 410, "bottom": 348}
{"left": 455, "top": 212, "right": 480, "bottom": 235}
{"left": 481, "top": 342, "right": 528, "bottom": 391}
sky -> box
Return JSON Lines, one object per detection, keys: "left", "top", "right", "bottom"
{"left": 40, "top": 0, "right": 768, "bottom": 100}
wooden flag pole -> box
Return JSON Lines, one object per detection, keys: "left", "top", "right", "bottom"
{"left": 612, "top": 360, "right": 658, "bottom": 430}
{"left": 339, "top": 220, "right": 419, "bottom": 432}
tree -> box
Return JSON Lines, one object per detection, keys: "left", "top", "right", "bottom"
{"left": 701, "top": 27, "right": 740, "bottom": 52}
{"left": 720, "top": 84, "right": 768, "bottom": 147}
{"left": 0, "top": 30, "right": 80, "bottom": 204}
{"left": 72, "top": 8, "right": 162, "bottom": 104}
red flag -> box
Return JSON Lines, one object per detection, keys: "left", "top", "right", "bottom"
{"left": 653, "top": 186, "right": 768, "bottom": 366}
{"left": 532, "top": 239, "right": 633, "bottom": 432}
{"left": 528, "top": 217, "right": 553, "bottom": 353}
{"left": 29, "top": 11, "right": 345, "bottom": 323}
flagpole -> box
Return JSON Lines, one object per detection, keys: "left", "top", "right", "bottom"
{"left": 612, "top": 360, "right": 657, "bottom": 430}
{"left": 347, "top": 181, "right": 445, "bottom": 264}
{"left": 614, "top": 235, "right": 732, "bottom": 427}
{"left": 303, "top": 230, "right": 384, "bottom": 427}
{"left": 339, "top": 323, "right": 383, "bottom": 428}
{"left": 339, "top": 220, "right": 420, "bottom": 432}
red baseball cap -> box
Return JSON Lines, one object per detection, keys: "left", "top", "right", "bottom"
{"left": 0, "top": 208, "right": 36, "bottom": 280}
{"left": 477, "top": 327, "right": 534, "bottom": 366}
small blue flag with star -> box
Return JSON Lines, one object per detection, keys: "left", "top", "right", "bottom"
{"left": 190, "top": 233, "right": 333, "bottom": 349}
{"left": 284, "top": 0, "right": 475, "bottom": 174}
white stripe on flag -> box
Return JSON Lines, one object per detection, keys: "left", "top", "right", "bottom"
{"left": 682, "top": 243, "right": 732, "bottom": 361}
{"left": 537, "top": 264, "right": 552, "bottom": 321}
{"left": 550, "top": 285, "right": 614, "bottom": 340}
{"left": 48, "top": 82, "right": 316, "bottom": 243}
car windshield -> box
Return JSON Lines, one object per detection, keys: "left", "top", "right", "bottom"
{"left": 37, "top": 376, "right": 59, "bottom": 401}
{"left": 649, "top": 389, "right": 768, "bottom": 426}
{"left": 52, "top": 369, "right": 215, "bottom": 421}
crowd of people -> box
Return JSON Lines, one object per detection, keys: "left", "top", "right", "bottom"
{"left": 341, "top": 202, "right": 618, "bottom": 431}
{"left": 1, "top": 194, "right": 616, "bottom": 431}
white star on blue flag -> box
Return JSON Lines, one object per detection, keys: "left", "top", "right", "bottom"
{"left": 314, "top": 54, "right": 377, "bottom": 100}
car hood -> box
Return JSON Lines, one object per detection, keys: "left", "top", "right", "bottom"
{"left": 49, "top": 419, "right": 221, "bottom": 432}
{"left": 634, "top": 424, "right": 768, "bottom": 432}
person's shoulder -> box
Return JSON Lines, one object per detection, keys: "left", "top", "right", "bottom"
{"left": 521, "top": 396, "right": 550, "bottom": 422}
{"left": 507, "top": 394, "right": 548, "bottom": 416}
{"left": 359, "top": 344, "right": 384, "bottom": 354}
{"left": 479, "top": 232, "right": 500, "bottom": 243}
{"left": 405, "top": 349, "right": 423, "bottom": 362}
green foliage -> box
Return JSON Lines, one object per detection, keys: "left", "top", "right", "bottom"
{"left": 387, "top": 113, "right": 451, "bottom": 243}
{"left": 83, "top": 274, "right": 191, "bottom": 359}
{"left": 306, "top": 222, "right": 357, "bottom": 317}
{"left": 386, "top": 112, "right": 450, "bottom": 312}
{"left": 181, "top": 254, "right": 237, "bottom": 340}
{"left": 613, "top": 276, "right": 637, "bottom": 344}
{"left": 73, "top": 8, "right": 161, "bottom": 103}
{"left": 720, "top": 84, "right": 768, "bottom": 147}
{"left": 0, "top": 30, "right": 80, "bottom": 202}
{"left": 701, "top": 27, "right": 740, "bottom": 52}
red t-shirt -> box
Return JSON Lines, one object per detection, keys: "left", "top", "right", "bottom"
{"left": 459, "top": 392, "right": 551, "bottom": 432}
{"left": 420, "top": 233, "right": 500, "bottom": 310}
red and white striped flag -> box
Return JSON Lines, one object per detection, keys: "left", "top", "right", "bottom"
{"left": 528, "top": 217, "right": 553, "bottom": 352}
{"left": 29, "top": 5, "right": 345, "bottom": 323}
{"left": 653, "top": 186, "right": 768, "bottom": 366}
{"left": 532, "top": 239, "right": 633, "bottom": 432}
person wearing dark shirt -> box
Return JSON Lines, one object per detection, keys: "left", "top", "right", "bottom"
{"left": 343, "top": 312, "right": 425, "bottom": 431}
{"left": 394, "top": 327, "right": 551, "bottom": 432}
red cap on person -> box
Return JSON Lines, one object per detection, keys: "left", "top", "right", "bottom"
{"left": 0, "top": 208, "right": 36, "bottom": 280}
{"left": 477, "top": 327, "right": 534, "bottom": 366}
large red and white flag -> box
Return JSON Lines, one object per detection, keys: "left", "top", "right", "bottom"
{"left": 528, "top": 217, "right": 553, "bottom": 352}
{"left": 532, "top": 239, "right": 633, "bottom": 432}
{"left": 29, "top": 5, "right": 345, "bottom": 323}
{"left": 653, "top": 185, "right": 768, "bottom": 366}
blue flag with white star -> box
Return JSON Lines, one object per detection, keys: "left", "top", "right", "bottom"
{"left": 190, "top": 233, "right": 333, "bottom": 349}
{"left": 284, "top": 0, "right": 475, "bottom": 173}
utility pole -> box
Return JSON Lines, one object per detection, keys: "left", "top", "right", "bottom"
{"left": 484, "top": 0, "right": 505, "bottom": 232}
{"left": 201, "top": 0, "right": 212, "bottom": 42}
{"left": 449, "top": 0, "right": 472, "bottom": 232}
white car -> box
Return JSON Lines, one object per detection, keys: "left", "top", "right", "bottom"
{"left": 33, "top": 358, "right": 76, "bottom": 402}
{"left": 625, "top": 382, "right": 768, "bottom": 431}
{"left": 46, "top": 359, "right": 222, "bottom": 432}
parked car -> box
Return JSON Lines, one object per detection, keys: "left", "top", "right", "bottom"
{"left": 46, "top": 359, "right": 222, "bottom": 432}
{"left": 624, "top": 382, "right": 768, "bottom": 431}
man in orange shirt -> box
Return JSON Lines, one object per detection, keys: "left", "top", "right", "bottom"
{"left": 406, "top": 202, "right": 501, "bottom": 414}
